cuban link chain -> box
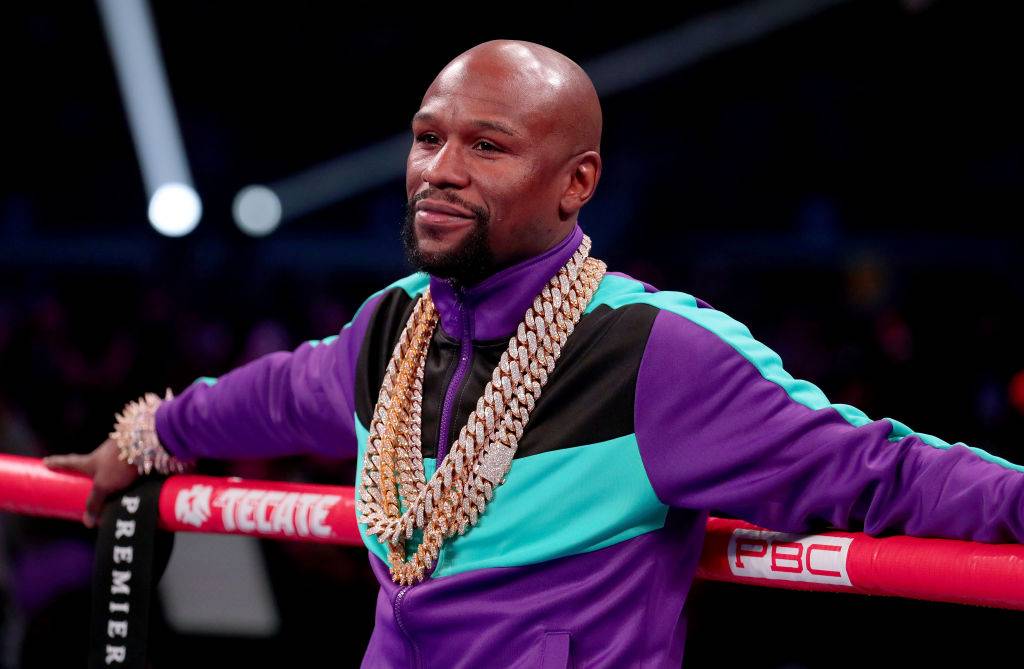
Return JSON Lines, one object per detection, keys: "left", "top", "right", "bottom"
{"left": 356, "top": 235, "right": 606, "bottom": 585}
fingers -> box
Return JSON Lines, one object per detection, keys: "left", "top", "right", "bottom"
{"left": 44, "top": 452, "right": 104, "bottom": 527}
{"left": 44, "top": 443, "right": 141, "bottom": 529}
{"left": 42, "top": 453, "right": 97, "bottom": 478}
{"left": 84, "top": 484, "right": 108, "bottom": 529}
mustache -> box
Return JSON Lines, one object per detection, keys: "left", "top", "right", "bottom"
{"left": 409, "top": 190, "right": 485, "bottom": 220}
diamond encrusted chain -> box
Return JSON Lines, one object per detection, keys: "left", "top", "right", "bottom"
{"left": 356, "top": 235, "right": 606, "bottom": 585}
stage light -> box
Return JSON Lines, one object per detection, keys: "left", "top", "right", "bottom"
{"left": 98, "top": 0, "right": 201, "bottom": 236}
{"left": 233, "top": 185, "right": 282, "bottom": 237}
{"left": 148, "top": 183, "right": 202, "bottom": 237}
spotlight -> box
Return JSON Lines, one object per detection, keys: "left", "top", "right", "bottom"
{"left": 148, "top": 183, "right": 202, "bottom": 237}
{"left": 233, "top": 185, "right": 283, "bottom": 237}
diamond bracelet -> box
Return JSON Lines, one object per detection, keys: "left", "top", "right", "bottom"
{"left": 110, "top": 388, "right": 195, "bottom": 475}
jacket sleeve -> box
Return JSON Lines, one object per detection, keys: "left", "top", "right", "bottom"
{"left": 153, "top": 290, "right": 386, "bottom": 462}
{"left": 634, "top": 301, "right": 1024, "bottom": 543}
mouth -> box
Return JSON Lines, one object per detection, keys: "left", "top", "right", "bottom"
{"left": 415, "top": 209, "right": 476, "bottom": 227}
{"left": 414, "top": 198, "right": 477, "bottom": 225}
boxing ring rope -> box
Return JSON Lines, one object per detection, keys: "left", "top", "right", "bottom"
{"left": 3, "top": 453, "right": 1023, "bottom": 611}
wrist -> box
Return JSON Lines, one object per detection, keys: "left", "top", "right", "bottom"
{"left": 110, "top": 388, "right": 196, "bottom": 475}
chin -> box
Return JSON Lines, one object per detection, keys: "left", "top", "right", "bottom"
{"left": 415, "top": 239, "right": 462, "bottom": 262}
{"left": 416, "top": 219, "right": 473, "bottom": 242}
{"left": 412, "top": 221, "right": 477, "bottom": 257}
{"left": 401, "top": 209, "right": 494, "bottom": 283}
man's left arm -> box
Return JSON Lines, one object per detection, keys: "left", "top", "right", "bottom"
{"left": 634, "top": 304, "right": 1024, "bottom": 543}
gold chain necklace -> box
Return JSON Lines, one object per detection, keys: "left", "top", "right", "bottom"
{"left": 356, "top": 235, "right": 606, "bottom": 585}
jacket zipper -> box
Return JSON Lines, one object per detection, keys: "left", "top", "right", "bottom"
{"left": 392, "top": 587, "right": 419, "bottom": 668}
{"left": 437, "top": 288, "right": 474, "bottom": 464}
{"left": 392, "top": 283, "right": 474, "bottom": 666}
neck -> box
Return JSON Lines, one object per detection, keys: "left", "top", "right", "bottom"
{"left": 428, "top": 223, "right": 585, "bottom": 340}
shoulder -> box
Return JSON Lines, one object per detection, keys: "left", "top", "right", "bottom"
{"left": 381, "top": 271, "right": 430, "bottom": 298}
{"left": 571, "top": 270, "right": 729, "bottom": 375}
{"left": 356, "top": 272, "right": 429, "bottom": 316}
{"left": 343, "top": 271, "right": 429, "bottom": 332}
{"left": 304, "top": 272, "right": 430, "bottom": 357}
{"left": 587, "top": 271, "right": 716, "bottom": 315}
{"left": 590, "top": 271, "right": 780, "bottom": 384}
{"left": 586, "top": 271, "right": 722, "bottom": 342}
{"left": 607, "top": 271, "right": 848, "bottom": 419}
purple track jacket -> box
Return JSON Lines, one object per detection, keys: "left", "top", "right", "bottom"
{"left": 155, "top": 224, "right": 1024, "bottom": 668}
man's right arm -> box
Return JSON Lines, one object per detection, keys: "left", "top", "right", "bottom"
{"left": 44, "top": 286, "right": 393, "bottom": 527}
{"left": 156, "top": 289, "right": 387, "bottom": 463}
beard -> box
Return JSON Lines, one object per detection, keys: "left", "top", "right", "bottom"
{"left": 401, "top": 195, "right": 496, "bottom": 290}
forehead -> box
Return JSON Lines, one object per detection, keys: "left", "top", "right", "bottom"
{"left": 414, "top": 60, "right": 556, "bottom": 137}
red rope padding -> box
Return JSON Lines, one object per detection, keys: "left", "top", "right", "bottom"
{"left": 698, "top": 517, "right": 1024, "bottom": 610}
{"left": 4, "top": 454, "right": 1024, "bottom": 610}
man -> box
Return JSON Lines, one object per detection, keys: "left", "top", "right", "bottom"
{"left": 46, "top": 39, "right": 1024, "bottom": 668}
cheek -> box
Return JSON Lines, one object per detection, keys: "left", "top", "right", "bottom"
{"left": 406, "top": 151, "right": 432, "bottom": 195}
{"left": 495, "top": 176, "right": 551, "bottom": 226}
{"left": 405, "top": 159, "right": 420, "bottom": 198}
{"left": 488, "top": 167, "right": 539, "bottom": 210}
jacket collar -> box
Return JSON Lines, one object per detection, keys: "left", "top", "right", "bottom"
{"left": 429, "top": 223, "right": 585, "bottom": 341}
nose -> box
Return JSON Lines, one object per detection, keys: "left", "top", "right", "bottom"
{"left": 421, "top": 141, "right": 469, "bottom": 190}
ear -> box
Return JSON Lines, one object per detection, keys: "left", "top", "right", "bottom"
{"left": 558, "top": 151, "right": 602, "bottom": 219}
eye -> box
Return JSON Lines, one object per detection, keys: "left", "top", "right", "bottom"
{"left": 475, "top": 140, "right": 500, "bottom": 153}
{"left": 416, "top": 133, "right": 440, "bottom": 144}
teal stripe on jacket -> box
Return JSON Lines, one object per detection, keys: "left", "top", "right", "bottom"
{"left": 589, "top": 273, "right": 1024, "bottom": 473}
{"left": 355, "top": 417, "right": 669, "bottom": 578}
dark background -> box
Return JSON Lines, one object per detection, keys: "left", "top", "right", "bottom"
{"left": 2, "top": 1, "right": 1023, "bottom": 667}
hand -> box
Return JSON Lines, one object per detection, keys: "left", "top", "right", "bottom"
{"left": 43, "top": 438, "right": 140, "bottom": 529}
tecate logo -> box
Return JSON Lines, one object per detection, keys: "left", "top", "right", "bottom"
{"left": 174, "top": 484, "right": 340, "bottom": 539}
{"left": 727, "top": 528, "right": 853, "bottom": 586}
{"left": 175, "top": 484, "right": 213, "bottom": 527}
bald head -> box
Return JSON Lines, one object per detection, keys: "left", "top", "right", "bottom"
{"left": 428, "top": 39, "right": 602, "bottom": 158}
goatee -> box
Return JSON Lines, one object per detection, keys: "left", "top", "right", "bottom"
{"left": 402, "top": 196, "right": 496, "bottom": 290}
